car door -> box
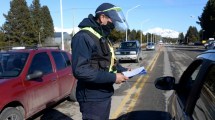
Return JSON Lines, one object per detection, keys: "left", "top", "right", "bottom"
{"left": 51, "top": 51, "right": 74, "bottom": 98}
{"left": 172, "top": 59, "right": 205, "bottom": 120}
{"left": 24, "top": 52, "right": 59, "bottom": 115}
{"left": 192, "top": 63, "right": 215, "bottom": 120}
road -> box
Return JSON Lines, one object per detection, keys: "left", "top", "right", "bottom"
{"left": 31, "top": 44, "right": 206, "bottom": 120}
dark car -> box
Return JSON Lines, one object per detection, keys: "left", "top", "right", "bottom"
{"left": 155, "top": 49, "right": 215, "bottom": 120}
{"left": 194, "top": 41, "right": 203, "bottom": 46}
{"left": 0, "top": 46, "right": 77, "bottom": 120}
{"left": 115, "top": 40, "right": 142, "bottom": 63}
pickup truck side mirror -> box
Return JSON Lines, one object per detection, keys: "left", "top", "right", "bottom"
{"left": 26, "top": 70, "right": 43, "bottom": 80}
{"left": 154, "top": 76, "right": 175, "bottom": 90}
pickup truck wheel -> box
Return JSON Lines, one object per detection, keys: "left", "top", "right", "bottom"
{"left": 135, "top": 58, "right": 139, "bottom": 63}
{"left": 69, "top": 81, "right": 77, "bottom": 102}
{"left": 0, "top": 107, "right": 24, "bottom": 120}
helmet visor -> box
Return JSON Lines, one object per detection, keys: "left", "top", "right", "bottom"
{"left": 96, "top": 7, "right": 128, "bottom": 31}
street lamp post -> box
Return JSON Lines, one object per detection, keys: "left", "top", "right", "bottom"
{"left": 60, "top": 0, "right": 64, "bottom": 50}
{"left": 125, "top": 5, "right": 141, "bottom": 41}
{"left": 140, "top": 19, "right": 150, "bottom": 44}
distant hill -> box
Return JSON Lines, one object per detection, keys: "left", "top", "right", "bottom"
{"left": 143, "top": 27, "right": 179, "bottom": 38}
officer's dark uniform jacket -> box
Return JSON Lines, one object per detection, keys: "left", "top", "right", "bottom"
{"left": 72, "top": 14, "right": 127, "bottom": 102}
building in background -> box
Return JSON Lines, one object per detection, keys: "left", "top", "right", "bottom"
{"left": 53, "top": 32, "right": 71, "bottom": 51}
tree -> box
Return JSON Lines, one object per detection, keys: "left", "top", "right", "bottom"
{"left": 130, "top": 29, "right": 136, "bottom": 40}
{"left": 40, "top": 6, "right": 54, "bottom": 42}
{"left": 198, "top": 0, "right": 215, "bottom": 39}
{"left": 0, "top": 30, "right": 7, "bottom": 47}
{"left": 109, "top": 29, "right": 125, "bottom": 43}
{"left": 3, "top": 0, "right": 34, "bottom": 46}
{"left": 178, "top": 32, "right": 185, "bottom": 43}
{"left": 199, "top": 29, "right": 205, "bottom": 41}
{"left": 30, "top": 0, "right": 54, "bottom": 45}
{"left": 135, "top": 30, "right": 141, "bottom": 40}
{"left": 30, "top": 0, "right": 42, "bottom": 44}
{"left": 185, "top": 26, "right": 199, "bottom": 43}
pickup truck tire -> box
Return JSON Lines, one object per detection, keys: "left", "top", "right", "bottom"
{"left": 0, "top": 107, "right": 24, "bottom": 120}
{"left": 135, "top": 57, "right": 140, "bottom": 63}
{"left": 69, "top": 81, "right": 77, "bottom": 102}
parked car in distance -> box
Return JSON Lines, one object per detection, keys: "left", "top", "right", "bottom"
{"left": 207, "top": 41, "right": 215, "bottom": 50}
{"left": 154, "top": 49, "right": 215, "bottom": 120}
{"left": 115, "top": 40, "right": 142, "bottom": 63}
{"left": 146, "top": 42, "right": 155, "bottom": 50}
{"left": 194, "top": 41, "right": 203, "bottom": 46}
{"left": 204, "top": 39, "right": 215, "bottom": 49}
{"left": 158, "top": 40, "right": 164, "bottom": 45}
{"left": 0, "top": 46, "right": 77, "bottom": 120}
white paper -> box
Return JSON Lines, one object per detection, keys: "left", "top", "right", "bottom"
{"left": 122, "top": 66, "right": 146, "bottom": 78}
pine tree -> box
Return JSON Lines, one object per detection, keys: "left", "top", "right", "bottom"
{"left": 3, "top": 0, "right": 34, "bottom": 46}
{"left": 109, "top": 29, "right": 125, "bottom": 43}
{"left": 198, "top": 0, "right": 215, "bottom": 39}
{"left": 30, "top": 0, "right": 42, "bottom": 44}
{"left": 178, "top": 32, "right": 185, "bottom": 43}
{"left": 30, "top": 0, "right": 54, "bottom": 45}
{"left": 185, "top": 26, "right": 199, "bottom": 43}
{"left": 41, "top": 6, "right": 54, "bottom": 42}
{"left": 130, "top": 29, "right": 137, "bottom": 40}
{"left": 0, "top": 29, "right": 6, "bottom": 47}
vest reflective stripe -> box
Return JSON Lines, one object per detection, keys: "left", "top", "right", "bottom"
{"left": 81, "top": 27, "right": 102, "bottom": 39}
{"left": 108, "top": 43, "right": 117, "bottom": 73}
{"left": 81, "top": 27, "right": 116, "bottom": 73}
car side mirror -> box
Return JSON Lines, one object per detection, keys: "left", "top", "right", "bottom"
{"left": 154, "top": 76, "right": 175, "bottom": 90}
{"left": 26, "top": 70, "right": 43, "bottom": 80}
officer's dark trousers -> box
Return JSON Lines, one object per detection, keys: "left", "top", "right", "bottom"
{"left": 78, "top": 98, "right": 111, "bottom": 120}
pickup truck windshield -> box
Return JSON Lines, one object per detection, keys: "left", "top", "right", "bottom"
{"left": 120, "top": 42, "right": 137, "bottom": 49}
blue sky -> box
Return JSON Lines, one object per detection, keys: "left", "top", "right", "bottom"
{"left": 1, "top": 0, "right": 207, "bottom": 34}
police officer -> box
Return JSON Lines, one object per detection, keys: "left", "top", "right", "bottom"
{"left": 71, "top": 3, "right": 129, "bottom": 120}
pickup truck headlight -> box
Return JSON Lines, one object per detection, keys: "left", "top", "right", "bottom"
{"left": 130, "top": 51, "right": 136, "bottom": 54}
{"left": 115, "top": 51, "right": 120, "bottom": 55}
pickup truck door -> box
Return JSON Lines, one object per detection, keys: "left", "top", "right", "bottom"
{"left": 51, "top": 51, "right": 74, "bottom": 98}
{"left": 23, "top": 52, "right": 59, "bottom": 115}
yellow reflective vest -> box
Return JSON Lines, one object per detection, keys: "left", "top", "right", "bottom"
{"left": 81, "top": 27, "right": 117, "bottom": 73}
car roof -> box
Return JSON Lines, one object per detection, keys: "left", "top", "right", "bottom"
{"left": 197, "top": 49, "right": 215, "bottom": 61}
{"left": 0, "top": 46, "right": 68, "bottom": 54}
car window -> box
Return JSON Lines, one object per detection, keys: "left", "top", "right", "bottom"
{"left": 0, "top": 52, "right": 28, "bottom": 77}
{"left": 51, "top": 51, "right": 67, "bottom": 70}
{"left": 193, "top": 64, "right": 215, "bottom": 120}
{"left": 176, "top": 60, "right": 203, "bottom": 106}
{"left": 28, "top": 52, "right": 53, "bottom": 75}
{"left": 147, "top": 42, "right": 154, "bottom": 45}
{"left": 62, "top": 52, "right": 71, "bottom": 66}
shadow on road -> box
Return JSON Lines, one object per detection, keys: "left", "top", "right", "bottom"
{"left": 27, "top": 98, "right": 74, "bottom": 120}
{"left": 112, "top": 110, "right": 171, "bottom": 120}
{"left": 30, "top": 108, "right": 73, "bottom": 120}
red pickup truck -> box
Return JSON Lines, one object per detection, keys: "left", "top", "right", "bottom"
{"left": 0, "top": 46, "right": 77, "bottom": 119}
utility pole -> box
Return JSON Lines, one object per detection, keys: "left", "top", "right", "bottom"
{"left": 60, "top": 0, "right": 64, "bottom": 50}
